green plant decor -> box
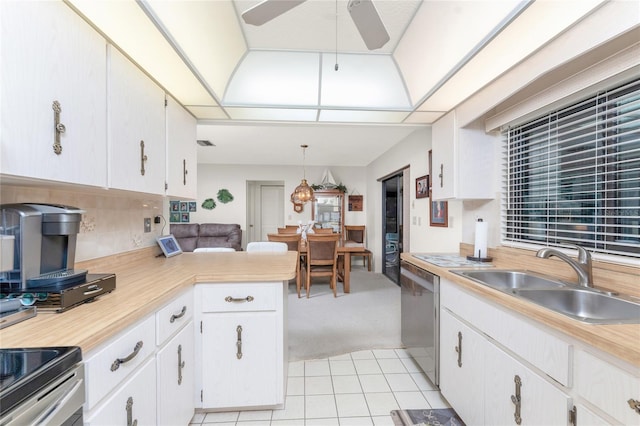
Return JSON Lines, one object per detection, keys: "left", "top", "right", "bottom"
{"left": 201, "top": 198, "right": 216, "bottom": 210}
{"left": 217, "top": 189, "right": 234, "bottom": 204}
{"left": 311, "top": 183, "right": 347, "bottom": 193}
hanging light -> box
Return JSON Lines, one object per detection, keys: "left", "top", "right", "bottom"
{"left": 291, "top": 144, "right": 314, "bottom": 204}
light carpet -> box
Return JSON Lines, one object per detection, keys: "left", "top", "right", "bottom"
{"left": 287, "top": 268, "right": 402, "bottom": 361}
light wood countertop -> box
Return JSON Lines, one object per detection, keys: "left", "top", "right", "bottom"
{"left": 400, "top": 252, "right": 640, "bottom": 367}
{"left": 0, "top": 251, "right": 297, "bottom": 353}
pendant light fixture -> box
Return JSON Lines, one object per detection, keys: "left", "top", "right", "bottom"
{"left": 291, "top": 144, "right": 314, "bottom": 204}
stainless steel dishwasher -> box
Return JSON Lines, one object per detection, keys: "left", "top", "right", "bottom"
{"left": 400, "top": 260, "right": 439, "bottom": 387}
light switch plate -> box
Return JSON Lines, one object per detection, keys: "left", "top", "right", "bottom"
{"left": 144, "top": 218, "right": 151, "bottom": 233}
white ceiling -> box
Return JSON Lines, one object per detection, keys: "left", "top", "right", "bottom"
{"left": 66, "top": 0, "right": 608, "bottom": 166}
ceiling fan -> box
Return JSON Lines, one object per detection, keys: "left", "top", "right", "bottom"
{"left": 241, "top": 0, "right": 390, "bottom": 50}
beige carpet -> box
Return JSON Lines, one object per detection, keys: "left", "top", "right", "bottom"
{"left": 287, "top": 267, "right": 402, "bottom": 361}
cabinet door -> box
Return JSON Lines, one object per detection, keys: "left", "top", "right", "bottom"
{"left": 439, "top": 309, "right": 485, "bottom": 425}
{"left": 431, "top": 111, "right": 457, "bottom": 200}
{"left": 201, "top": 312, "right": 280, "bottom": 409}
{"left": 166, "top": 95, "right": 197, "bottom": 198}
{"left": 0, "top": 1, "right": 107, "bottom": 186}
{"left": 157, "top": 321, "right": 194, "bottom": 426}
{"left": 484, "top": 342, "right": 571, "bottom": 426}
{"left": 108, "top": 46, "right": 166, "bottom": 195}
{"left": 86, "top": 358, "right": 157, "bottom": 426}
{"left": 312, "top": 190, "right": 344, "bottom": 234}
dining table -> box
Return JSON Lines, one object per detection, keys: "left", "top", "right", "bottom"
{"left": 299, "top": 239, "right": 367, "bottom": 293}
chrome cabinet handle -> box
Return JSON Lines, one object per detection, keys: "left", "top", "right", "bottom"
{"left": 628, "top": 399, "right": 640, "bottom": 414}
{"left": 140, "top": 140, "right": 148, "bottom": 176}
{"left": 170, "top": 306, "right": 187, "bottom": 323}
{"left": 225, "top": 296, "right": 254, "bottom": 303}
{"left": 126, "top": 396, "right": 138, "bottom": 426}
{"left": 177, "top": 344, "right": 185, "bottom": 385}
{"left": 236, "top": 325, "right": 243, "bottom": 359}
{"left": 455, "top": 331, "right": 462, "bottom": 367}
{"left": 439, "top": 164, "right": 444, "bottom": 187}
{"left": 511, "top": 375, "right": 523, "bottom": 425}
{"left": 52, "top": 101, "right": 65, "bottom": 155}
{"left": 111, "top": 341, "right": 143, "bottom": 371}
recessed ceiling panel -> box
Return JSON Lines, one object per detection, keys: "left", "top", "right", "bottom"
{"left": 394, "top": 0, "right": 525, "bottom": 106}
{"left": 319, "top": 109, "right": 409, "bottom": 123}
{"left": 404, "top": 111, "right": 445, "bottom": 124}
{"left": 226, "top": 107, "right": 318, "bottom": 121}
{"left": 224, "top": 51, "right": 320, "bottom": 107}
{"left": 320, "top": 53, "right": 410, "bottom": 109}
{"left": 142, "top": 0, "right": 247, "bottom": 100}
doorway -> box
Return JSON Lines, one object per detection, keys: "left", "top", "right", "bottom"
{"left": 382, "top": 173, "right": 403, "bottom": 284}
{"left": 246, "top": 181, "right": 284, "bottom": 244}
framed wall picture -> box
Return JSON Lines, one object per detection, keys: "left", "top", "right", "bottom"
{"left": 416, "top": 175, "right": 429, "bottom": 199}
{"left": 430, "top": 200, "right": 448, "bottom": 227}
{"left": 348, "top": 195, "right": 363, "bottom": 211}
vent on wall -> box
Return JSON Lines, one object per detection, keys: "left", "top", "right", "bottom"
{"left": 197, "top": 140, "right": 215, "bottom": 147}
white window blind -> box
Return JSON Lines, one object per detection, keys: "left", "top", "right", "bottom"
{"left": 503, "top": 78, "right": 640, "bottom": 258}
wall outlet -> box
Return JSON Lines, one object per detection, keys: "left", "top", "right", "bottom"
{"left": 144, "top": 218, "right": 151, "bottom": 233}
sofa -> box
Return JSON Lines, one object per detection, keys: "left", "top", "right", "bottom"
{"left": 170, "top": 223, "right": 242, "bottom": 251}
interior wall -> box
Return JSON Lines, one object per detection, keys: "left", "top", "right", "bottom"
{"left": 191, "top": 163, "right": 367, "bottom": 248}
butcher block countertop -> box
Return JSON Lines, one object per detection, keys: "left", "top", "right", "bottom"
{"left": 401, "top": 252, "right": 640, "bottom": 368}
{"left": 0, "top": 251, "right": 297, "bottom": 353}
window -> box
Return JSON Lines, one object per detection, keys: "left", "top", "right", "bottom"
{"left": 503, "top": 78, "right": 640, "bottom": 259}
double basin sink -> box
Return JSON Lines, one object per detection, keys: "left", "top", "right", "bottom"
{"left": 452, "top": 269, "right": 640, "bottom": 324}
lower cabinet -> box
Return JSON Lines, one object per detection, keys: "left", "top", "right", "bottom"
{"left": 484, "top": 342, "right": 570, "bottom": 425}
{"left": 440, "top": 309, "right": 486, "bottom": 425}
{"left": 84, "top": 288, "right": 195, "bottom": 424}
{"left": 157, "top": 321, "right": 195, "bottom": 426}
{"left": 86, "top": 358, "right": 157, "bottom": 425}
{"left": 195, "top": 282, "right": 286, "bottom": 410}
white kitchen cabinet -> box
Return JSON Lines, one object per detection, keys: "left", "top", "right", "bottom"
{"left": 85, "top": 358, "right": 157, "bottom": 426}
{"left": 440, "top": 278, "right": 572, "bottom": 425}
{"left": 439, "top": 309, "right": 486, "bottom": 425}
{"left": 157, "top": 321, "right": 195, "bottom": 426}
{"left": 0, "top": 1, "right": 107, "bottom": 187}
{"left": 484, "top": 342, "right": 571, "bottom": 426}
{"left": 575, "top": 349, "right": 640, "bottom": 425}
{"left": 195, "top": 282, "right": 286, "bottom": 410}
{"left": 166, "top": 95, "right": 197, "bottom": 199}
{"left": 431, "top": 110, "right": 496, "bottom": 200}
{"left": 108, "top": 46, "right": 166, "bottom": 195}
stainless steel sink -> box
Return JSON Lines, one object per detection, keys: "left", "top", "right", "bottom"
{"left": 452, "top": 269, "right": 640, "bottom": 324}
{"left": 453, "top": 269, "right": 566, "bottom": 291}
{"left": 513, "top": 288, "right": 640, "bottom": 324}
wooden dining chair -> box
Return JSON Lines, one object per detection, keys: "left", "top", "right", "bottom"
{"left": 267, "top": 233, "right": 303, "bottom": 297}
{"left": 313, "top": 228, "right": 334, "bottom": 234}
{"left": 344, "top": 225, "right": 372, "bottom": 271}
{"left": 277, "top": 227, "right": 298, "bottom": 234}
{"left": 304, "top": 233, "right": 340, "bottom": 298}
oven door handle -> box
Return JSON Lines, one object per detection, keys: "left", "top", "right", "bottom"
{"left": 32, "top": 376, "right": 84, "bottom": 425}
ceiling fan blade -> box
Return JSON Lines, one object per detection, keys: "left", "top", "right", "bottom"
{"left": 242, "top": 0, "right": 307, "bottom": 26}
{"left": 347, "top": 0, "right": 390, "bottom": 50}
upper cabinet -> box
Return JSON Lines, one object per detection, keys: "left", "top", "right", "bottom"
{"left": 312, "top": 190, "right": 345, "bottom": 235}
{"left": 431, "top": 110, "right": 497, "bottom": 200}
{"left": 107, "top": 46, "right": 167, "bottom": 195}
{"left": 0, "top": 1, "right": 108, "bottom": 187}
{"left": 166, "top": 95, "right": 197, "bottom": 199}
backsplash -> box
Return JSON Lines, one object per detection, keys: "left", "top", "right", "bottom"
{"left": 0, "top": 184, "right": 165, "bottom": 261}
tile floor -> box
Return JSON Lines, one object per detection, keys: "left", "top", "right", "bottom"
{"left": 190, "top": 348, "right": 450, "bottom": 426}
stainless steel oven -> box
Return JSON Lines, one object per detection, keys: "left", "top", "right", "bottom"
{"left": 400, "top": 260, "right": 439, "bottom": 387}
{"left": 0, "top": 347, "right": 84, "bottom": 425}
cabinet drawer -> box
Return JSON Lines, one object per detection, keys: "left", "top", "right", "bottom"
{"left": 156, "top": 287, "right": 193, "bottom": 346}
{"left": 85, "top": 357, "right": 157, "bottom": 425}
{"left": 199, "top": 283, "right": 279, "bottom": 312}
{"left": 575, "top": 349, "right": 640, "bottom": 425}
{"left": 84, "top": 315, "right": 156, "bottom": 410}
{"left": 441, "top": 279, "right": 571, "bottom": 386}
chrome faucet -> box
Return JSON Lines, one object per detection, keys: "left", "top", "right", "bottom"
{"left": 536, "top": 245, "right": 594, "bottom": 288}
